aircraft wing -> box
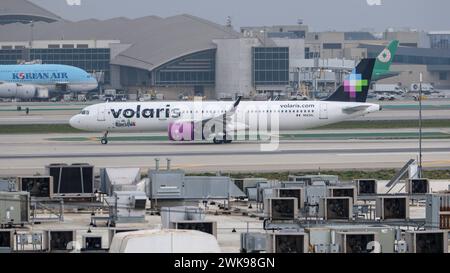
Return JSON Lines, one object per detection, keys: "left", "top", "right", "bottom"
{"left": 342, "top": 105, "right": 371, "bottom": 114}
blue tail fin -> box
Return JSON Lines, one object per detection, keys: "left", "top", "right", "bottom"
{"left": 324, "top": 58, "right": 375, "bottom": 103}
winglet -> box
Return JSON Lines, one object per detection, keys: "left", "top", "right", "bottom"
{"left": 225, "top": 96, "right": 242, "bottom": 117}
{"left": 233, "top": 96, "right": 242, "bottom": 108}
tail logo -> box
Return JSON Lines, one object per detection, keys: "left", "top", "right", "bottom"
{"left": 378, "top": 48, "right": 392, "bottom": 63}
{"left": 344, "top": 70, "right": 368, "bottom": 99}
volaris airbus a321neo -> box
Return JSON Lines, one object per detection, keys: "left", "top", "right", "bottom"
{"left": 70, "top": 59, "right": 381, "bottom": 144}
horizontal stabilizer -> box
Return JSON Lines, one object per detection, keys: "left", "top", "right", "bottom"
{"left": 342, "top": 105, "right": 370, "bottom": 114}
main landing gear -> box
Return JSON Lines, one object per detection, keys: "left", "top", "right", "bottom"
{"left": 101, "top": 131, "right": 109, "bottom": 145}
{"left": 213, "top": 136, "right": 232, "bottom": 144}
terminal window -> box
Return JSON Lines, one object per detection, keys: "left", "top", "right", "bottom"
{"left": 323, "top": 43, "right": 342, "bottom": 49}
{"left": 252, "top": 47, "right": 289, "bottom": 86}
{"left": 154, "top": 49, "right": 216, "bottom": 86}
{"left": 31, "top": 48, "right": 111, "bottom": 83}
{"left": 0, "top": 49, "right": 23, "bottom": 64}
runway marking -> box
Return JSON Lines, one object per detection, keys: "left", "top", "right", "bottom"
{"left": 1, "top": 147, "right": 450, "bottom": 160}
{"left": 41, "top": 130, "right": 450, "bottom": 143}
{"left": 337, "top": 152, "right": 450, "bottom": 156}
{"left": 0, "top": 117, "right": 43, "bottom": 120}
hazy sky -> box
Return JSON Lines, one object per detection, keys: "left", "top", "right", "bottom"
{"left": 31, "top": 0, "right": 450, "bottom": 32}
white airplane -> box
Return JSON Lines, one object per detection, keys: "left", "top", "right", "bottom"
{"left": 70, "top": 59, "right": 381, "bottom": 144}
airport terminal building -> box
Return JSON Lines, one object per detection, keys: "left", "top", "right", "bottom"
{"left": 1, "top": 0, "right": 450, "bottom": 100}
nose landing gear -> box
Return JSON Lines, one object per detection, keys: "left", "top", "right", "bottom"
{"left": 101, "top": 131, "right": 109, "bottom": 145}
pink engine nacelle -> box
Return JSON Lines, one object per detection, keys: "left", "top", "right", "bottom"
{"left": 168, "top": 122, "right": 206, "bottom": 141}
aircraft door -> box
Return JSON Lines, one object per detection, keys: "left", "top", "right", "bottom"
{"left": 97, "top": 105, "right": 106, "bottom": 121}
{"left": 319, "top": 103, "right": 328, "bottom": 119}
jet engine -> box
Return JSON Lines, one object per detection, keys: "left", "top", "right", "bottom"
{"left": 168, "top": 122, "right": 196, "bottom": 141}
{"left": 168, "top": 121, "right": 239, "bottom": 143}
{"left": 0, "top": 82, "right": 36, "bottom": 99}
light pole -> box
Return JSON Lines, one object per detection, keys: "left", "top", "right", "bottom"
{"left": 29, "top": 20, "right": 34, "bottom": 48}
{"left": 314, "top": 44, "right": 322, "bottom": 100}
{"left": 418, "top": 72, "right": 423, "bottom": 178}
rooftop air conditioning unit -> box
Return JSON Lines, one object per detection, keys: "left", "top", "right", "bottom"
{"left": 406, "top": 179, "right": 430, "bottom": 195}
{"left": 0, "top": 230, "right": 13, "bottom": 253}
{"left": 16, "top": 176, "right": 53, "bottom": 198}
{"left": 404, "top": 230, "right": 448, "bottom": 253}
{"left": 376, "top": 196, "right": 409, "bottom": 220}
{"left": 328, "top": 186, "right": 356, "bottom": 203}
{"left": 267, "top": 232, "right": 309, "bottom": 253}
{"left": 82, "top": 235, "right": 103, "bottom": 251}
{"left": 48, "top": 230, "right": 76, "bottom": 253}
{"left": 355, "top": 179, "right": 377, "bottom": 195}
{"left": 0, "top": 191, "right": 30, "bottom": 226}
{"left": 264, "top": 198, "right": 298, "bottom": 221}
{"left": 275, "top": 188, "right": 305, "bottom": 209}
{"left": 335, "top": 231, "right": 377, "bottom": 253}
{"left": 319, "top": 197, "right": 353, "bottom": 220}
{"left": 46, "top": 164, "right": 95, "bottom": 198}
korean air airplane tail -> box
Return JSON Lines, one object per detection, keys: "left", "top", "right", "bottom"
{"left": 324, "top": 58, "right": 376, "bottom": 103}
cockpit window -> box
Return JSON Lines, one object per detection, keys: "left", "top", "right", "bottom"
{"left": 80, "top": 110, "right": 90, "bottom": 115}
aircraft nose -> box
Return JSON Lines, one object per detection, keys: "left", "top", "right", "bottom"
{"left": 69, "top": 115, "right": 81, "bottom": 129}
